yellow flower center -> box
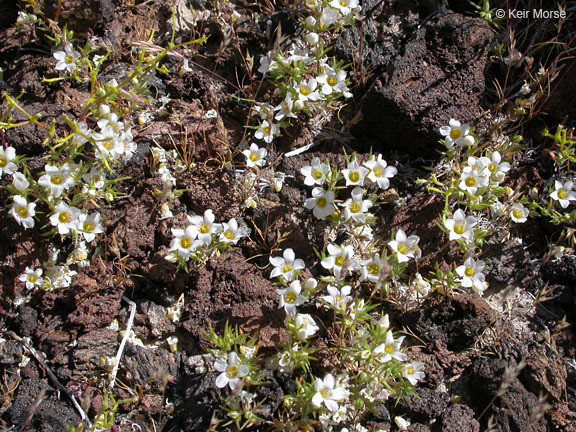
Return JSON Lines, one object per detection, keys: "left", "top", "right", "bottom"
{"left": 199, "top": 224, "right": 210, "bottom": 234}
{"left": 334, "top": 256, "right": 345, "bottom": 267}
{"left": 59, "top": 212, "right": 71, "bottom": 223}
{"left": 17, "top": 206, "right": 28, "bottom": 218}
{"left": 465, "top": 177, "right": 476, "bottom": 187}
{"left": 282, "top": 264, "right": 292, "bottom": 274}
{"left": 300, "top": 86, "right": 310, "bottom": 96}
{"left": 104, "top": 141, "right": 114, "bottom": 150}
{"left": 83, "top": 222, "right": 95, "bottom": 233}
{"left": 320, "top": 389, "right": 331, "bottom": 399}
{"left": 249, "top": 153, "right": 259, "bottom": 162}
{"left": 558, "top": 190, "right": 567, "bottom": 200}
{"left": 180, "top": 237, "right": 192, "bottom": 249}
{"left": 27, "top": 275, "right": 37, "bottom": 283}
{"left": 316, "top": 197, "right": 327, "bottom": 208}
{"left": 349, "top": 202, "right": 361, "bottom": 213}
{"left": 226, "top": 365, "right": 239, "bottom": 379}
{"left": 464, "top": 267, "right": 475, "bottom": 277}
{"left": 349, "top": 171, "right": 360, "bottom": 182}
{"left": 450, "top": 129, "right": 462, "bottom": 140}
{"left": 224, "top": 230, "right": 235, "bottom": 240}
{"left": 0, "top": 157, "right": 6, "bottom": 168}
{"left": 368, "top": 263, "right": 380, "bottom": 276}
{"left": 327, "top": 76, "right": 337, "bottom": 87}
{"left": 313, "top": 169, "right": 323, "bottom": 180}
{"left": 488, "top": 163, "right": 496, "bottom": 173}
{"left": 385, "top": 344, "right": 395, "bottom": 354}
{"left": 373, "top": 167, "right": 383, "bottom": 178}
{"left": 407, "top": 368, "right": 414, "bottom": 375}
{"left": 51, "top": 175, "right": 64, "bottom": 185}
{"left": 339, "top": 0, "right": 347, "bottom": 6}
{"left": 397, "top": 244, "right": 408, "bottom": 255}
{"left": 512, "top": 209, "right": 523, "bottom": 220}
{"left": 65, "top": 55, "right": 74, "bottom": 64}
{"left": 453, "top": 223, "right": 465, "bottom": 235}
{"left": 285, "top": 292, "right": 297, "bottom": 304}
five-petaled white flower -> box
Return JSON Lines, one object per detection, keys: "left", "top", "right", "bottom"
{"left": 342, "top": 160, "right": 369, "bottom": 187}
{"left": 219, "top": 218, "right": 247, "bottom": 244}
{"left": 214, "top": 352, "right": 249, "bottom": 391}
{"left": 49, "top": 202, "right": 80, "bottom": 235}
{"left": 187, "top": 209, "right": 220, "bottom": 245}
{"left": 242, "top": 143, "right": 267, "bottom": 168}
{"left": 312, "top": 373, "right": 348, "bottom": 412}
{"left": 320, "top": 6, "right": 341, "bottom": 27}
{"left": 509, "top": 203, "right": 529, "bottom": 223}
{"left": 550, "top": 180, "right": 576, "bottom": 208}
{"left": 170, "top": 225, "right": 201, "bottom": 260}
{"left": 10, "top": 195, "right": 36, "bottom": 228}
{"left": 321, "top": 285, "right": 352, "bottom": 311}
{"left": 439, "top": 119, "right": 475, "bottom": 148}
{"left": 53, "top": 43, "right": 80, "bottom": 74}
{"left": 12, "top": 172, "right": 30, "bottom": 192}
{"left": 294, "top": 313, "right": 319, "bottom": 340}
{"left": 316, "top": 67, "right": 351, "bottom": 98}
{"left": 296, "top": 78, "right": 321, "bottom": 103}
{"left": 301, "top": 157, "right": 330, "bottom": 186}
{"left": 254, "top": 120, "right": 279, "bottom": 144}
{"left": 321, "top": 243, "right": 356, "bottom": 279}
{"left": 38, "top": 164, "right": 76, "bottom": 198}
{"left": 277, "top": 280, "right": 307, "bottom": 318}
{"left": 274, "top": 93, "right": 299, "bottom": 121}
{"left": 444, "top": 209, "right": 477, "bottom": 241}
{"left": 374, "top": 331, "right": 407, "bottom": 363}
{"left": 403, "top": 361, "right": 426, "bottom": 386}
{"left": 485, "top": 151, "right": 510, "bottom": 184}
{"left": 77, "top": 212, "right": 104, "bottom": 242}
{"left": 359, "top": 254, "right": 386, "bottom": 283}
{"left": 456, "top": 256, "right": 487, "bottom": 294}
{"left": 19, "top": 267, "right": 43, "bottom": 289}
{"left": 330, "top": 0, "right": 360, "bottom": 16}
{"left": 388, "top": 230, "right": 421, "bottom": 263}
{"left": 363, "top": 154, "right": 397, "bottom": 189}
{"left": 0, "top": 146, "right": 17, "bottom": 177}
{"left": 305, "top": 187, "right": 336, "bottom": 220}
{"left": 340, "top": 187, "right": 372, "bottom": 223}
{"left": 269, "top": 248, "right": 305, "bottom": 281}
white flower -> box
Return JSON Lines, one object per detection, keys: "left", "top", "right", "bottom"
{"left": 359, "top": 254, "right": 385, "bottom": 283}
{"left": 316, "top": 67, "right": 351, "bottom": 97}
{"left": 274, "top": 93, "right": 298, "bottom": 121}
{"left": 77, "top": 212, "right": 104, "bottom": 242}
{"left": 19, "top": 267, "right": 43, "bottom": 289}
{"left": 187, "top": 209, "right": 220, "bottom": 245}
{"left": 49, "top": 202, "right": 80, "bottom": 235}
{"left": 301, "top": 157, "right": 330, "bottom": 186}
{"left": 277, "top": 280, "right": 307, "bottom": 318}
{"left": 444, "top": 209, "right": 477, "bottom": 241}
{"left": 411, "top": 273, "right": 431, "bottom": 297}
{"left": 82, "top": 166, "right": 105, "bottom": 189}
{"left": 10, "top": 195, "right": 36, "bottom": 229}
{"left": 312, "top": 374, "right": 348, "bottom": 412}
{"left": 304, "top": 187, "right": 336, "bottom": 219}
{"left": 394, "top": 416, "right": 411, "bottom": 431}
{"left": 510, "top": 203, "right": 529, "bottom": 223}
{"left": 38, "top": 164, "right": 76, "bottom": 197}
{"left": 269, "top": 248, "right": 305, "bottom": 281}
{"left": 374, "top": 331, "right": 407, "bottom": 363}
{"left": 254, "top": 120, "right": 279, "bottom": 144}
{"left": 205, "top": 109, "right": 218, "bottom": 119}
{"left": 456, "top": 256, "right": 486, "bottom": 294}
{"left": 242, "top": 143, "right": 267, "bottom": 168}
{"left": 388, "top": 230, "right": 421, "bottom": 263}
{"left": 169, "top": 226, "right": 200, "bottom": 260}
{"left": 330, "top": 0, "right": 359, "bottom": 16}
{"left": 341, "top": 187, "right": 372, "bottom": 223}
{"left": 320, "top": 6, "right": 341, "bottom": 28}
{"left": 342, "top": 160, "right": 369, "bottom": 187}
{"left": 305, "top": 32, "right": 320, "bottom": 46}
{"left": 214, "top": 352, "right": 249, "bottom": 391}
{"left": 294, "top": 313, "right": 319, "bottom": 340}
{"left": 439, "top": 119, "right": 475, "bottom": 148}
{"left": 219, "top": 218, "right": 247, "bottom": 244}
{"left": 321, "top": 285, "right": 352, "bottom": 311}
{"left": 296, "top": 78, "right": 321, "bottom": 103}
{"left": 12, "top": 172, "right": 30, "bottom": 192}
{"left": 550, "top": 180, "right": 576, "bottom": 208}
{"left": 53, "top": 43, "right": 80, "bottom": 74}
{"left": 305, "top": 0, "right": 321, "bottom": 9}
{"left": 321, "top": 243, "right": 356, "bottom": 279}
{"left": 485, "top": 151, "right": 510, "bottom": 184}
{"left": 0, "top": 146, "right": 17, "bottom": 177}
{"left": 403, "top": 361, "right": 425, "bottom": 385}
{"left": 363, "top": 154, "right": 396, "bottom": 189}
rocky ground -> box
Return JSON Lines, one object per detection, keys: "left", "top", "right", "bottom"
{"left": 0, "top": 0, "right": 575, "bottom": 431}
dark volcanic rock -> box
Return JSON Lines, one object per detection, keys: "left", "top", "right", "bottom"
{"left": 351, "top": 12, "right": 495, "bottom": 159}
{"left": 436, "top": 404, "right": 480, "bottom": 432}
